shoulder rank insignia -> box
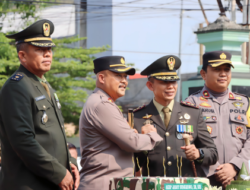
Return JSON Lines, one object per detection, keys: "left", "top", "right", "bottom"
{"left": 203, "top": 90, "right": 210, "bottom": 98}
{"left": 229, "top": 92, "right": 235, "bottom": 100}
{"left": 108, "top": 98, "right": 113, "bottom": 103}
{"left": 200, "top": 96, "right": 208, "bottom": 101}
{"left": 10, "top": 73, "right": 24, "bottom": 81}
{"left": 143, "top": 114, "right": 152, "bottom": 119}
{"left": 199, "top": 102, "right": 211, "bottom": 108}
{"left": 133, "top": 105, "right": 145, "bottom": 112}
{"left": 180, "top": 101, "right": 199, "bottom": 109}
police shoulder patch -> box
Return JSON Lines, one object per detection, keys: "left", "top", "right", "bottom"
{"left": 133, "top": 105, "right": 145, "bottom": 112}
{"left": 180, "top": 101, "right": 199, "bottom": 109}
{"left": 10, "top": 73, "right": 24, "bottom": 81}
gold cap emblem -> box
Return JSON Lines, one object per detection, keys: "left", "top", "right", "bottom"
{"left": 120, "top": 58, "right": 125, "bottom": 65}
{"left": 220, "top": 53, "right": 226, "bottom": 59}
{"left": 167, "top": 57, "right": 175, "bottom": 70}
{"left": 43, "top": 23, "right": 50, "bottom": 37}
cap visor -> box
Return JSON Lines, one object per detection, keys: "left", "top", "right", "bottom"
{"left": 210, "top": 61, "right": 234, "bottom": 68}
{"left": 153, "top": 75, "right": 180, "bottom": 82}
{"left": 110, "top": 67, "right": 135, "bottom": 75}
{"left": 29, "top": 41, "right": 56, "bottom": 47}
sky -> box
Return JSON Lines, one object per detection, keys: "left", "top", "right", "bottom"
{"left": 87, "top": 0, "right": 246, "bottom": 73}
{"left": 1, "top": 0, "right": 247, "bottom": 74}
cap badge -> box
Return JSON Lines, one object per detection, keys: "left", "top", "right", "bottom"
{"left": 121, "top": 58, "right": 125, "bottom": 65}
{"left": 232, "top": 102, "right": 244, "bottom": 108}
{"left": 236, "top": 126, "right": 243, "bottom": 134}
{"left": 207, "top": 125, "right": 212, "bottom": 134}
{"left": 167, "top": 57, "right": 175, "bottom": 70}
{"left": 43, "top": 23, "right": 50, "bottom": 37}
{"left": 199, "top": 102, "right": 211, "bottom": 108}
{"left": 220, "top": 53, "right": 226, "bottom": 59}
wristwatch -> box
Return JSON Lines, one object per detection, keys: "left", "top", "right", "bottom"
{"left": 196, "top": 149, "right": 204, "bottom": 163}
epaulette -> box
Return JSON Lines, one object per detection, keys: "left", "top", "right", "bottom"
{"left": 133, "top": 105, "right": 145, "bottom": 112}
{"left": 10, "top": 73, "right": 24, "bottom": 81}
{"left": 180, "top": 101, "right": 199, "bottom": 109}
{"left": 233, "top": 92, "right": 248, "bottom": 101}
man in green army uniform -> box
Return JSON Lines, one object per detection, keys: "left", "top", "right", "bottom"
{"left": 0, "top": 20, "right": 79, "bottom": 190}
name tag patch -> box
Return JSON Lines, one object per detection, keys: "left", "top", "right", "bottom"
{"left": 35, "top": 95, "right": 46, "bottom": 101}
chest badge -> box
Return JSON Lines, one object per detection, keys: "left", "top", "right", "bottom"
{"left": 184, "top": 113, "right": 190, "bottom": 120}
{"left": 176, "top": 125, "right": 194, "bottom": 139}
{"left": 232, "top": 102, "right": 244, "bottom": 108}
{"left": 236, "top": 126, "right": 244, "bottom": 134}
{"left": 54, "top": 93, "right": 61, "bottom": 109}
{"left": 143, "top": 114, "right": 153, "bottom": 125}
{"left": 207, "top": 125, "right": 212, "bottom": 134}
{"left": 203, "top": 116, "right": 210, "bottom": 121}
{"left": 235, "top": 115, "right": 244, "bottom": 122}
{"left": 42, "top": 111, "right": 48, "bottom": 124}
{"left": 200, "top": 102, "right": 211, "bottom": 108}
{"left": 212, "top": 116, "right": 217, "bottom": 121}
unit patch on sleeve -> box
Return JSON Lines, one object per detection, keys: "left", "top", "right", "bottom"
{"left": 10, "top": 73, "right": 24, "bottom": 81}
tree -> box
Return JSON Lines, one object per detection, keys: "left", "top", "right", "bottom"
{"left": 0, "top": 1, "right": 108, "bottom": 134}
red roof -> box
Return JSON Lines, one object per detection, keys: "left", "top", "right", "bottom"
{"left": 129, "top": 73, "right": 147, "bottom": 79}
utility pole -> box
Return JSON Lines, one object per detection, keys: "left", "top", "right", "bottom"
{"left": 176, "top": 0, "right": 183, "bottom": 102}
{"left": 231, "top": 0, "right": 236, "bottom": 22}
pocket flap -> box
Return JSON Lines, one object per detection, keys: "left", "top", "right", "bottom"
{"left": 230, "top": 113, "right": 248, "bottom": 125}
{"left": 35, "top": 100, "right": 51, "bottom": 111}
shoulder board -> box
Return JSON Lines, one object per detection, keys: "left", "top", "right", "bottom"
{"left": 233, "top": 92, "right": 248, "bottom": 101}
{"left": 180, "top": 101, "right": 199, "bottom": 109}
{"left": 133, "top": 105, "right": 145, "bottom": 112}
{"left": 10, "top": 73, "right": 24, "bottom": 81}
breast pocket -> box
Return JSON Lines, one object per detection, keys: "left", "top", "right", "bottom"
{"left": 230, "top": 113, "right": 247, "bottom": 141}
{"left": 35, "top": 99, "right": 53, "bottom": 128}
{"left": 203, "top": 114, "right": 218, "bottom": 138}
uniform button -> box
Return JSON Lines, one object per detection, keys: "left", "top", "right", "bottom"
{"left": 43, "top": 105, "right": 46, "bottom": 109}
{"left": 165, "top": 132, "right": 169, "bottom": 136}
{"left": 168, "top": 161, "right": 172, "bottom": 166}
{"left": 167, "top": 146, "right": 171, "bottom": 151}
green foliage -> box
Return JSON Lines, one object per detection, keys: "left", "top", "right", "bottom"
{"left": 0, "top": 1, "right": 109, "bottom": 134}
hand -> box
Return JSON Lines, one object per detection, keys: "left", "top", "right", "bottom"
{"left": 71, "top": 163, "right": 80, "bottom": 190}
{"left": 141, "top": 124, "right": 156, "bottom": 134}
{"left": 133, "top": 129, "right": 138, "bottom": 134}
{"left": 215, "top": 163, "right": 237, "bottom": 186}
{"left": 181, "top": 144, "right": 200, "bottom": 161}
{"left": 59, "top": 169, "right": 74, "bottom": 190}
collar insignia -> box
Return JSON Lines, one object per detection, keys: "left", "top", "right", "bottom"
{"left": 232, "top": 102, "right": 244, "bottom": 108}
{"left": 203, "top": 90, "right": 210, "bottom": 98}
{"left": 200, "top": 96, "right": 208, "bottom": 101}
{"left": 108, "top": 98, "right": 113, "bottom": 103}
{"left": 235, "top": 115, "right": 244, "bottom": 122}
{"left": 207, "top": 125, "right": 212, "bottom": 134}
{"left": 236, "top": 126, "right": 243, "bottom": 134}
{"left": 199, "top": 102, "right": 211, "bottom": 108}
{"left": 229, "top": 92, "right": 235, "bottom": 100}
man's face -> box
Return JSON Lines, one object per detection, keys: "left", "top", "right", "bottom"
{"left": 146, "top": 78, "right": 178, "bottom": 105}
{"left": 201, "top": 64, "right": 231, "bottom": 92}
{"left": 19, "top": 44, "right": 52, "bottom": 77}
{"left": 103, "top": 71, "right": 128, "bottom": 101}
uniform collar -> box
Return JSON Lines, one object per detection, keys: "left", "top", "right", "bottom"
{"left": 93, "top": 87, "right": 114, "bottom": 101}
{"left": 153, "top": 98, "right": 174, "bottom": 114}
{"left": 35, "top": 75, "right": 47, "bottom": 83}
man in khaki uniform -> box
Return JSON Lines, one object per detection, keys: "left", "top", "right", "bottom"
{"left": 186, "top": 51, "right": 250, "bottom": 188}
{"left": 78, "top": 56, "right": 163, "bottom": 190}
{"left": 134, "top": 55, "right": 218, "bottom": 177}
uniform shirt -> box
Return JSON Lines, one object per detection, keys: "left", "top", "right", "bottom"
{"left": 186, "top": 86, "right": 250, "bottom": 176}
{"left": 79, "top": 88, "right": 163, "bottom": 190}
{"left": 153, "top": 99, "right": 174, "bottom": 122}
